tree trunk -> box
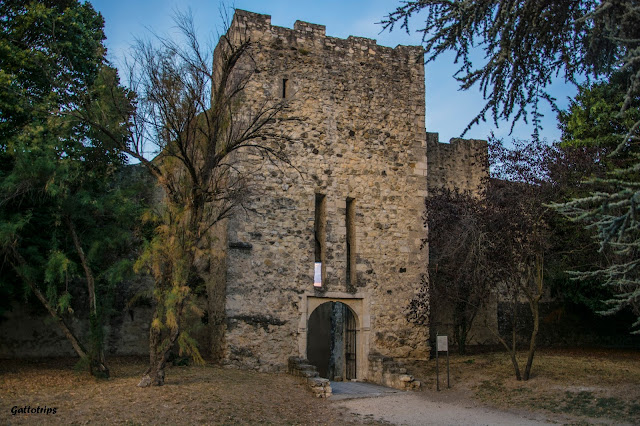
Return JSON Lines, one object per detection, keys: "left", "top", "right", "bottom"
{"left": 454, "top": 302, "right": 469, "bottom": 355}
{"left": 523, "top": 257, "right": 543, "bottom": 381}
{"left": 509, "top": 350, "right": 522, "bottom": 381}
{"left": 487, "top": 326, "right": 522, "bottom": 380}
{"left": 510, "top": 297, "right": 522, "bottom": 380}
{"left": 138, "top": 317, "right": 181, "bottom": 387}
{"left": 9, "top": 249, "right": 89, "bottom": 360}
{"left": 523, "top": 298, "right": 539, "bottom": 380}
{"left": 483, "top": 300, "right": 522, "bottom": 381}
{"left": 510, "top": 321, "right": 522, "bottom": 380}
{"left": 454, "top": 321, "right": 468, "bottom": 355}
{"left": 67, "top": 218, "right": 109, "bottom": 378}
{"left": 31, "top": 279, "right": 89, "bottom": 359}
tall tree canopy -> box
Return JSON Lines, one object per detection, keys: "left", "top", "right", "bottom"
{"left": 0, "top": 0, "right": 141, "bottom": 375}
{"left": 383, "top": 1, "right": 640, "bottom": 135}
{"left": 0, "top": 0, "right": 106, "bottom": 137}
{"left": 552, "top": 74, "right": 640, "bottom": 329}
{"left": 559, "top": 70, "right": 640, "bottom": 153}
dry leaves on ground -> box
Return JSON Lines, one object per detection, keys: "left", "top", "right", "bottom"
{"left": 0, "top": 357, "right": 375, "bottom": 425}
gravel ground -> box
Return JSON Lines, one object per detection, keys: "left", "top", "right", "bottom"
{"left": 336, "top": 392, "right": 555, "bottom": 426}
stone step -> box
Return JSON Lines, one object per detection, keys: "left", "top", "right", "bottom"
{"left": 299, "top": 368, "right": 319, "bottom": 378}
{"left": 287, "top": 356, "right": 332, "bottom": 398}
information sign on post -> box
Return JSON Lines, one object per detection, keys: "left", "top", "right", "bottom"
{"left": 437, "top": 335, "right": 448, "bottom": 352}
{"left": 435, "top": 334, "right": 450, "bottom": 391}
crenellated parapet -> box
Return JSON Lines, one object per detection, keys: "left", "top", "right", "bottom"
{"left": 230, "top": 9, "right": 424, "bottom": 65}
{"left": 426, "top": 132, "right": 488, "bottom": 195}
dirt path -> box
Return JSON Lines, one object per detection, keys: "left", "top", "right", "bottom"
{"left": 334, "top": 391, "right": 572, "bottom": 425}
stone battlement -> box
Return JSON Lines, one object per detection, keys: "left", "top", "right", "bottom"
{"left": 231, "top": 9, "right": 423, "bottom": 62}
{"left": 426, "top": 132, "right": 487, "bottom": 151}
{"left": 426, "top": 132, "right": 488, "bottom": 194}
{"left": 293, "top": 19, "right": 326, "bottom": 37}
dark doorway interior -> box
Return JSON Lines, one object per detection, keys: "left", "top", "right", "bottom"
{"left": 307, "top": 302, "right": 357, "bottom": 380}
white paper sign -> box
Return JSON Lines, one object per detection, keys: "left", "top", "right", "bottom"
{"left": 437, "top": 335, "right": 448, "bottom": 352}
{"left": 314, "top": 262, "right": 322, "bottom": 287}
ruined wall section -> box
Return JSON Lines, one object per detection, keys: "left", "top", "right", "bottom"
{"left": 216, "top": 10, "right": 428, "bottom": 371}
{"left": 425, "top": 132, "right": 495, "bottom": 346}
{"left": 426, "top": 132, "right": 488, "bottom": 194}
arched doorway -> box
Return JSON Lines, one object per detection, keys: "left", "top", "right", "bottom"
{"left": 307, "top": 301, "right": 357, "bottom": 380}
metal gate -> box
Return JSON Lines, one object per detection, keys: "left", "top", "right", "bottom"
{"left": 344, "top": 305, "right": 357, "bottom": 380}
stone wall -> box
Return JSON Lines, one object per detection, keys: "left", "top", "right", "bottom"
{"left": 368, "top": 353, "right": 421, "bottom": 390}
{"left": 213, "top": 10, "right": 429, "bottom": 375}
{"left": 0, "top": 300, "right": 152, "bottom": 358}
{"left": 0, "top": 10, "right": 499, "bottom": 370}
{"left": 288, "top": 356, "right": 332, "bottom": 398}
{"left": 428, "top": 296, "right": 499, "bottom": 348}
{"left": 426, "top": 132, "right": 488, "bottom": 194}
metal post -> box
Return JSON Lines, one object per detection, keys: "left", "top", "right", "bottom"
{"left": 435, "top": 336, "right": 440, "bottom": 391}
{"left": 436, "top": 334, "right": 449, "bottom": 391}
{"left": 446, "top": 349, "right": 450, "bottom": 389}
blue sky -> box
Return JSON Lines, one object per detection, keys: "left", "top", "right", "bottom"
{"left": 89, "top": 0, "right": 576, "bottom": 144}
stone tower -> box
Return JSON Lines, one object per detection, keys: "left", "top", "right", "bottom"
{"left": 208, "top": 10, "right": 429, "bottom": 379}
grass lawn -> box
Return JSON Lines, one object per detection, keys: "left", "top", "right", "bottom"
{"left": 407, "top": 347, "right": 640, "bottom": 424}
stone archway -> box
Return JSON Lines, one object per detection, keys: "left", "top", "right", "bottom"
{"left": 298, "top": 291, "right": 370, "bottom": 381}
{"left": 307, "top": 301, "right": 357, "bottom": 380}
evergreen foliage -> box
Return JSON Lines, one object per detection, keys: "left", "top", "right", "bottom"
{"left": 551, "top": 159, "right": 640, "bottom": 331}
{"left": 559, "top": 71, "right": 640, "bottom": 151}
{"left": 383, "top": 0, "right": 640, "bottom": 135}
{"left": 0, "top": 0, "right": 143, "bottom": 375}
{"left": 553, "top": 73, "right": 640, "bottom": 331}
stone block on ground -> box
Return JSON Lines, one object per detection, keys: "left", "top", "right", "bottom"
{"left": 287, "top": 357, "right": 332, "bottom": 398}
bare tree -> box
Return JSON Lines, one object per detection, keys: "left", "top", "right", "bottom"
{"left": 486, "top": 178, "right": 548, "bottom": 381}
{"left": 81, "top": 11, "right": 292, "bottom": 386}
{"left": 414, "top": 139, "right": 555, "bottom": 380}
{"left": 422, "top": 187, "right": 494, "bottom": 355}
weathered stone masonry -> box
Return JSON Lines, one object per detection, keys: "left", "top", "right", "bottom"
{"left": 211, "top": 10, "right": 429, "bottom": 378}
{"left": 426, "top": 132, "right": 488, "bottom": 194}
